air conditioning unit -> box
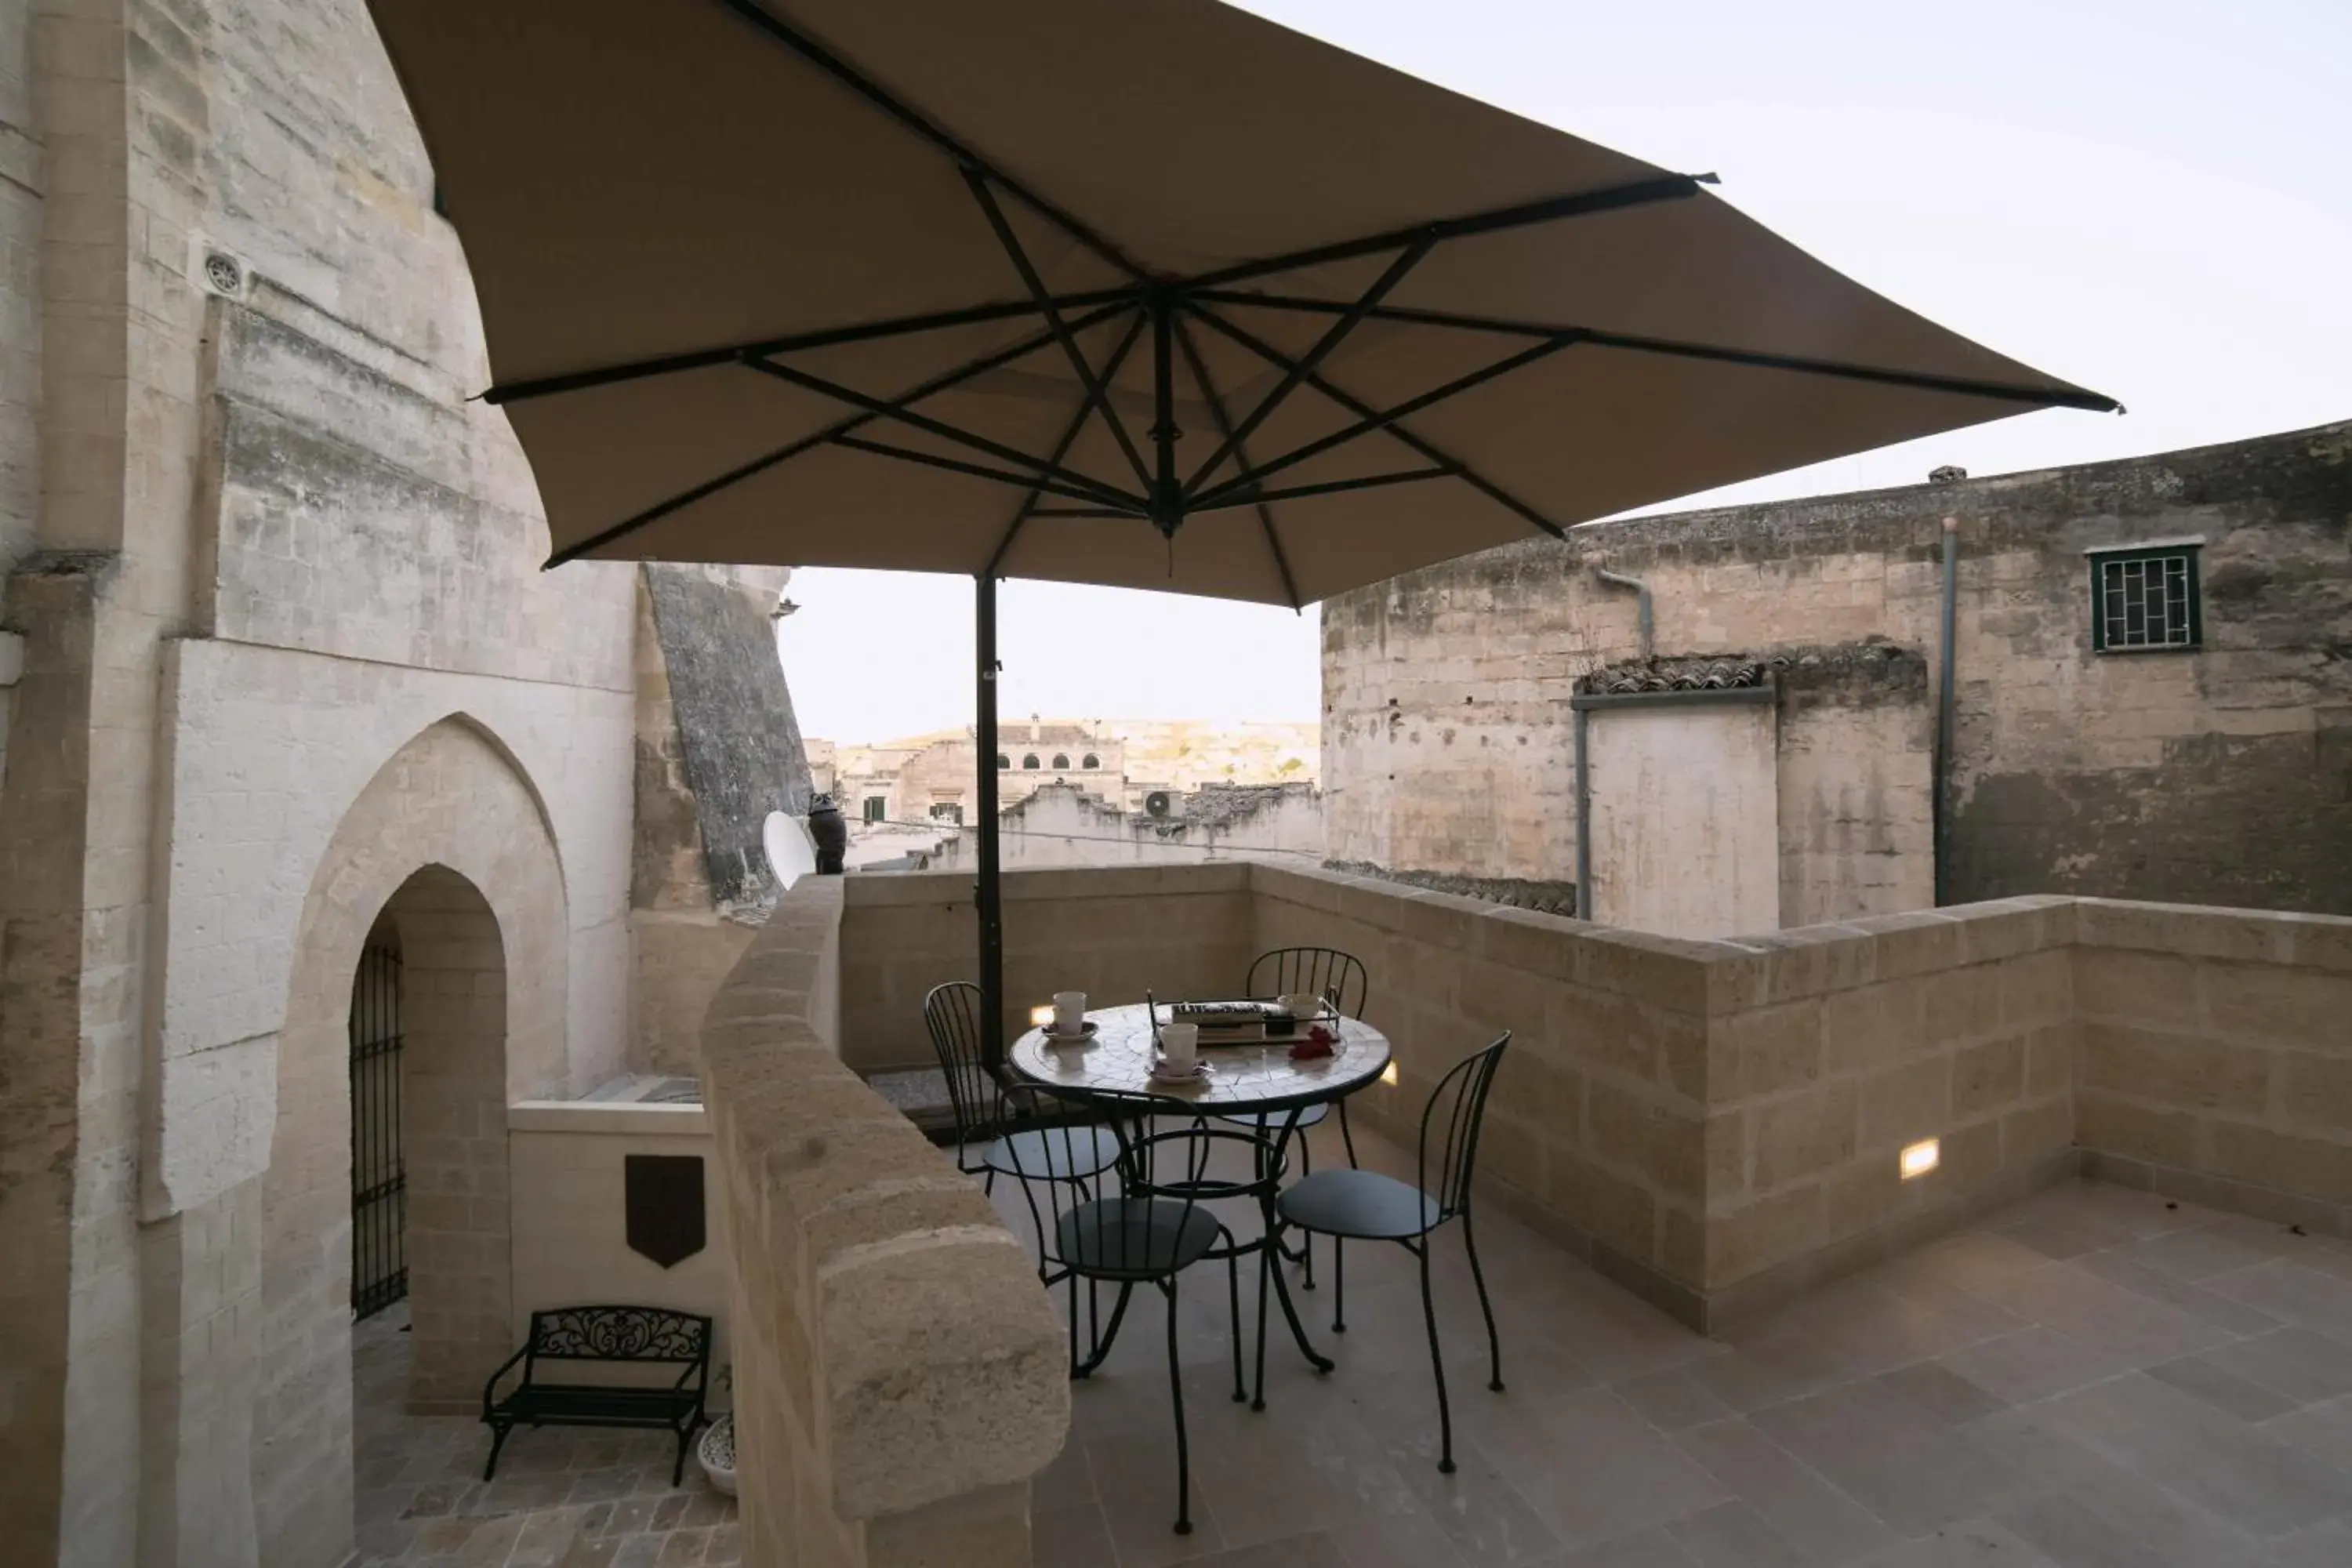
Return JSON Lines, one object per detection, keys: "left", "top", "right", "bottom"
{"left": 1143, "top": 790, "right": 1173, "bottom": 819}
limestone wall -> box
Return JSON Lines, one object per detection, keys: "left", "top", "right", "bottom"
{"left": 921, "top": 779, "right": 1326, "bottom": 874}
{"left": 836, "top": 864, "right": 1254, "bottom": 1073}
{"left": 2073, "top": 898, "right": 2352, "bottom": 1229}
{"left": 506, "top": 1102, "right": 731, "bottom": 1385}
{"left": 699, "top": 877, "right": 1065, "bottom": 1568}
{"left": 1324, "top": 419, "right": 2352, "bottom": 918}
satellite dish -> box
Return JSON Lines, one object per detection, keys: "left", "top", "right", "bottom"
{"left": 763, "top": 811, "right": 818, "bottom": 892}
{"left": 1143, "top": 791, "right": 1173, "bottom": 819}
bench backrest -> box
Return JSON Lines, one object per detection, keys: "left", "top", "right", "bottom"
{"left": 523, "top": 1305, "right": 711, "bottom": 1373}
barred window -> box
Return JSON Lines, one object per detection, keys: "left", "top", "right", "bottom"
{"left": 2089, "top": 545, "right": 2201, "bottom": 653}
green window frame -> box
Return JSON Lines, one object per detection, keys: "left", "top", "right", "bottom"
{"left": 862, "top": 796, "right": 886, "bottom": 823}
{"left": 2089, "top": 544, "right": 2201, "bottom": 654}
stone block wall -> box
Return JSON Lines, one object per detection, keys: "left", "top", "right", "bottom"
{"left": 1324, "top": 419, "right": 2352, "bottom": 919}
{"left": 506, "top": 1102, "right": 731, "bottom": 1384}
{"left": 836, "top": 864, "right": 1254, "bottom": 1073}
{"left": 699, "top": 877, "right": 1065, "bottom": 1568}
{"left": 2073, "top": 898, "right": 2352, "bottom": 1229}
{"left": 1697, "top": 901, "right": 2079, "bottom": 1319}
{"left": 1240, "top": 865, "right": 2352, "bottom": 1328}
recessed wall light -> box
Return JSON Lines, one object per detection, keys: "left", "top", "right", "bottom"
{"left": 1901, "top": 1138, "right": 1940, "bottom": 1181}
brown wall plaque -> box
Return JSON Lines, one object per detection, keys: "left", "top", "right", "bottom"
{"left": 623, "top": 1153, "right": 706, "bottom": 1269}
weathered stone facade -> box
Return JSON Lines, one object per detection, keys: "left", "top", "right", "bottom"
{"left": 1324, "top": 419, "right": 2352, "bottom": 920}
{"left": 0, "top": 4, "right": 804, "bottom": 1563}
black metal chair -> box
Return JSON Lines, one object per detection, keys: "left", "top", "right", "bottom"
{"left": 1273, "top": 1033, "right": 1511, "bottom": 1474}
{"left": 1224, "top": 947, "right": 1368, "bottom": 1167}
{"left": 923, "top": 980, "right": 1120, "bottom": 1193}
{"left": 1001, "top": 1084, "right": 1269, "bottom": 1537}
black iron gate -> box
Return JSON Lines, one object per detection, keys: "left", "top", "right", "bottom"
{"left": 350, "top": 941, "right": 408, "bottom": 1319}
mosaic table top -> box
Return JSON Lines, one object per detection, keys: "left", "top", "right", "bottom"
{"left": 1008, "top": 1002, "right": 1391, "bottom": 1114}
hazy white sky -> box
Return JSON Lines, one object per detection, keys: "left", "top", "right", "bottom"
{"left": 782, "top": 0, "right": 2352, "bottom": 745}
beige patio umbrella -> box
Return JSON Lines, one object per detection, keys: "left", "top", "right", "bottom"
{"left": 368, "top": 0, "right": 2114, "bottom": 1049}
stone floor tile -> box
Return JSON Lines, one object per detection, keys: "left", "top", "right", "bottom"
{"left": 1670, "top": 1417, "right": 1895, "bottom": 1566}
{"left": 2072, "top": 1248, "right": 2285, "bottom": 1335}
{"left": 1475, "top": 1388, "right": 1725, "bottom": 1550}
{"left": 1966, "top": 1403, "right": 2263, "bottom": 1568}
{"left": 2206, "top": 1258, "right": 2352, "bottom": 1330}
{"left": 2260, "top": 1518, "right": 2352, "bottom": 1566}
{"left": 1611, "top": 1369, "right": 1737, "bottom": 1435}
{"left": 2109, "top": 1222, "right": 2292, "bottom": 1283}
{"left": 1187, "top": 1530, "right": 1350, "bottom": 1566}
{"left": 654, "top": 1525, "right": 708, "bottom": 1565}
{"left": 1874, "top": 1360, "right": 2009, "bottom": 1425}
{"left": 1663, "top": 1500, "right": 1809, "bottom": 1567}
{"left": 2204, "top": 1326, "right": 2352, "bottom": 1405}
{"left": 1934, "top": 1326, "right": 2127, "bottom": 1406}
{"left": 1965, "top": 1260, "right": 2236, "bottom": 1366}
{"left": 2262, "top": 1395, "right": 2352, "bottom": 1472}
{"left": 1850, "top": 1519, "right": 2064, "bottom": 1566}
{"left": 1998, "top": 1490, "right": 2260, "bottom": 1568}
{"left": 1034, "top": 1503, "right": 1118, "bottom": 1568}
{"left": 2147, "top": 1353, "right": 2299, "bottom": 1422}
{"left": 1749, "top": 1377, "right": 2038, "bottom": 1536}
{"left": 1086, "top": 1428, "right": 1232, "bottom": 1567}
{"left": 1681, "top": 1330, "right": 1854, "bottom": 1415}
{"left": 698, "top": 1521, "right": 740, "bottom": 1565}
{"left": 608, "top": 1534, "right": 665, "bottom": 1568}
{"left": 2034, "top": 1373, "right": 2352, "bottom": 1537}
{"left": 454, "top": 1513, "right": 526, "bottom": 1567}
{"left": 1540, "top": 1530, "right": 1700, "bottom": 1566}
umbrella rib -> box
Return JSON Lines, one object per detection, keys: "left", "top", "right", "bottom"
{"left": 738, "top": 354, "right": 1145, "bottom": 514}
{"left": 1182, "top": 239, "right": 1431, "bottom": 498}
{"left": 1193, "top": 290, "right": 2122, "bottom": 413}
{"left": 543, "top": 300, "right": 1133, "bottom": 566}
{"left": 1184, "top": 301, "right": 1567, "bottom": 539}
{"left": 963, "top": 169, "right": 1156, "bottom": 493}
{"left": 484, "top": 289, "right": 1135, "bottom": 405}
{"left": 1192, "top": 335, "right": 1581, "bottom": 511}
{"left": 1181, "top": 172, "right": 1712, "bottom": 292}
{"left": 827, "top": 433, "right": 1146, "bottom": 512}
{"left": 986, "top": 310, "right": 1152, "bottom": 577}
{"left": 1171, "top": 312, "right": 1301, "bottom": 611}
{"left": 1189, "top": 466, "right": 1459, "bottom": 513}
{"left": 708, "top": 0, "right": 1148, "bottom": 282}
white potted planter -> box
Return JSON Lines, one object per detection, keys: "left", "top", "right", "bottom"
{"left": 698, "top": 1364, "right": 737, "bottom": 1497}
{"left": 697, "top": 1414, "right": 737, "bottom": 1497}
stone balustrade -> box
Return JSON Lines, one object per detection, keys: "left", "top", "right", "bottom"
{"left": 697, "top": 876, "right": 1068, "bottom": 1568}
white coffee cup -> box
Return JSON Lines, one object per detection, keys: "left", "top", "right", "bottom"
{"left": 1159, "top": 1022, "right": 1199, "bottom": 1073}
{"left": 1054, "top": 991, "right": 1086, "bottom": 1034}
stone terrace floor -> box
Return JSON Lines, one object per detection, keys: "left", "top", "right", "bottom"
{"left": 354, "top": 1304, "right": 738, "bottom": 1566}
{"left": 1003, "top": 1120, "right": 2352, "bottom": 1568}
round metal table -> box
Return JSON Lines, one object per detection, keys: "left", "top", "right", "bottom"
{"left": 1007, "top": 1003, "right": 1392, "bottom": 1114}
{"left": 1007, "top": 1002, "right": 1392, "bottom": 1403}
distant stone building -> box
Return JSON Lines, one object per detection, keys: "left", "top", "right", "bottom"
{"left": 922, "top": 779, "right": 1325, "bottom": 873}
{"left": 1323, "top": 420, "right": 2352, "bottom": 934}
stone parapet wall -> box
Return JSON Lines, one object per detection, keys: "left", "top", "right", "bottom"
{"left": 1241, "top": 866, "right": 2352, "bottom": 1328}
{"left": 2071, "top": 898, "right": 2352, "bottom": 1229}
{"left": 837, "top": 863, "right": 1254, "bottom": 1073}
{"left": 699, "top": 876, "right": 1065, "bottom": 1568}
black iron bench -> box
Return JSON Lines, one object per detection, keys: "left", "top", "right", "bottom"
{"left": 480, "top": 1305, "right": 713, "bottom": 1483}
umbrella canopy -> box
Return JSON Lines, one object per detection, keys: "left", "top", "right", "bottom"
{"left": 369, "top": 0, "right": 2114, "bottom": 610}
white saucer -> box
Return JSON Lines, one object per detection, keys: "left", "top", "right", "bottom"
{"left": 1042, "top": 1021, "right": 1098, "bottom": 1044}
{"left": 1149, "top": 1060, "right": 1210, "bottom": 1085}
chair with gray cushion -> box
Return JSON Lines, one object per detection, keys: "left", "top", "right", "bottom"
{"left": 923, "top": 980, "right": 1120, "bottom": 1190}
{"left": 1273, "top": 1033, "right": 1511, "bottom": 1474}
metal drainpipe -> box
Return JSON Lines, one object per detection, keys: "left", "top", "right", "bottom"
{"left": 1573, "top": 706, "right": 1592, "bottom": 920}
{"left": 1593, "top": 568, "right": 1654, "bottom": 661}
{"left": 1577, "top": 567, "right": 1653, "bottom": 920}
{"left": 1934, "top": 516, "right": 1959, "bottom": 907}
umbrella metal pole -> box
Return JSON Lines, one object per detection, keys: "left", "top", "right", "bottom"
{"left": 975, "top": 572, "right": 1005, "bottom": 1068}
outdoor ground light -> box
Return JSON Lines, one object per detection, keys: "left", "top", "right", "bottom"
{"left": 1901, "top": 1138, "right": 1941, "bottom": 1180}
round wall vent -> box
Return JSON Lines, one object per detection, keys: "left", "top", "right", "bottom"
{"left": 202, "top": 250, "right": 246, "bottom": 296}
